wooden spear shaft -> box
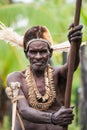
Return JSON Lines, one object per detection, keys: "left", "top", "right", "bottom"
{"left": 63, "top": 0, "right": 82, "bottom": 130}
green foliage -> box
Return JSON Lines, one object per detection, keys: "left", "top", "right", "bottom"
{"left": 81, "top": 5, "right": 87, "bottom": 41}
{"left": 0, "top": 116, "right": 10, "bottom": 130}
{"left": 0, "top": 0, "right": 9, "bottom": 5}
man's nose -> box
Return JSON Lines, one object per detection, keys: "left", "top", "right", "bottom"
{"left": 35, "top": 52, "right": 42, "bottom": 59}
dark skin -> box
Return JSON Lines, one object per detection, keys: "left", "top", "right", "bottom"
{"left": 6, "top": 25, "right": 83, "bottom": 130}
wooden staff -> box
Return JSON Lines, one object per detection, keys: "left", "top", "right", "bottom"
{"left": 63, "top": 0, "right": 82, "bottom": 130}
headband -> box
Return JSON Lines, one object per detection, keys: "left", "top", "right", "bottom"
{"left": 26, "top": 38, "right": 51, "bottom": 49}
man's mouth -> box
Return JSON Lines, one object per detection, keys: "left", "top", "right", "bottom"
{"left": 34, "top": 62, "right": 43, "bottom": 66}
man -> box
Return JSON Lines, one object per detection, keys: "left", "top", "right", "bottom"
{"left": 6, "top": 24, "right": 83, "bottom": 130}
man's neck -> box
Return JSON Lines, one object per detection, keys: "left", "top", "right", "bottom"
{"left": 33, "top": 70, "right": 44, "bottom": 78}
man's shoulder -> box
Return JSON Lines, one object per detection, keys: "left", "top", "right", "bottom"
{"left": 53, "top": 64, "right": 68, "bottom": 80}
{"left": 53, "top": 66, "right": 61, "bottom": 73}
{"left": 7, "top": 71, "right": 22, "bottom": 78}
{"left": 6, "top": 70, "right": 26, "bottom": 85}
{"left": 53, "top": 65, "right": 67, "bottom": 76}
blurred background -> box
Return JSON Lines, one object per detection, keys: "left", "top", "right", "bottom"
{"left": 0, "top": 0, "right": 87, "bottom": 130}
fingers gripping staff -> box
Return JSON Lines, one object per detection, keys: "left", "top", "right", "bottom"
{"left": 5, "top": 82, "right": 25, "bottom": 130}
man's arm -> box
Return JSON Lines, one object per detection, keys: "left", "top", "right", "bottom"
{"left": 18, "top": 89, "right": 52, "bottom": 124}
{"left": 6, "top": 77, "right": 74, "bottom": 126}
{"left": 17, "top": 88, "right": 74, "bottom": 126}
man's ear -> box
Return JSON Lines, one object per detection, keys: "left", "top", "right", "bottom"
{"left": 49, "top": 48, "right": 53, "bottom": 58}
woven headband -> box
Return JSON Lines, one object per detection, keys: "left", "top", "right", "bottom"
{"left": 26, "top": 38, "right": 51, "bottom": 49}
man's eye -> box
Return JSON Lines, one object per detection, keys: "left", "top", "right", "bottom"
{"left": 29, "top": 50, "right": 37, "bottom": 54}
{"left": 40, "top": 50, "right": 48, "bottom": 54}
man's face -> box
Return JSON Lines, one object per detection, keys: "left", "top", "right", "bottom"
{"left": 26, "top": 41, "right": 52, "bottom": 71}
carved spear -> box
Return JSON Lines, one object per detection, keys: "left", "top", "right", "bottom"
{"left": 63, "top": 0, "right": 82, "bottom": 130}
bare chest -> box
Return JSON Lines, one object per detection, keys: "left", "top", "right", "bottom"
{"left": 35, "top": 77, "right": 45, "bottom": 95}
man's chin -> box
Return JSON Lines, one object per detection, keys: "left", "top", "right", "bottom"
{"left": 31, "top": 64, "right": 46, "bottom": 71}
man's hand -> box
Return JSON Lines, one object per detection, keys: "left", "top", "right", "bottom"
{"left": 51, "top": 106, "right": 74, "bottom": 126}
{"left": 68, "top": 24, "right": 83, "bottom": 45}
{"left": 5, "top": 82, "right": 20, "bottom": 99}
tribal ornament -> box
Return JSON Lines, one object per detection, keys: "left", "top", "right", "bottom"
{"left": 25, "top": 64, "right": 56, "bottom": 111}
{"left": 0, "top": 21, "right": 71, "bottom": 52}
{"left": 0, "top": 21, "right": 86, "bottom": 52}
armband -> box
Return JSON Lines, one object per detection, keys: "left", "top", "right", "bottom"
{"left": 51, "top": 113, "right": 57, "bottom": 125}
